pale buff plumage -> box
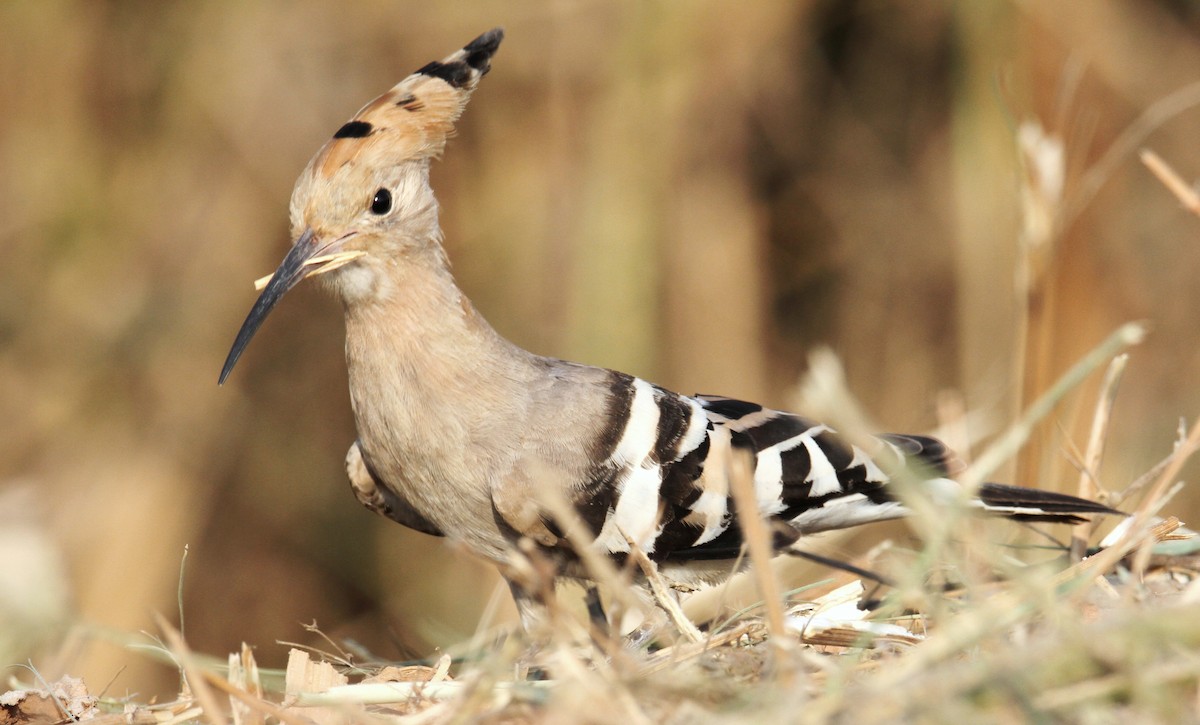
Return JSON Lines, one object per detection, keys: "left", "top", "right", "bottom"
{"left": 222, "top": 28, "right": 630, "bottom": 572}
{"left": 221, "top": 29, "right": 1120, "bottom": 632}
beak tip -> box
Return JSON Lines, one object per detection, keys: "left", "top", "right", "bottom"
{"left": 219, "top": 228, "right": 320, "bottom": 389}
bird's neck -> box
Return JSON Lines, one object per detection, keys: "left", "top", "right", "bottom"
{"left": 340, "top": 257, "right": 536, "bottom": 472}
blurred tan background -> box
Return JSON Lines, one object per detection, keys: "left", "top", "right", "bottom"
{"left": 3, "top": 0, "right": 1200, "bottom": 700}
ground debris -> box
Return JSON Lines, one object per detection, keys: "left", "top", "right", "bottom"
{"left": 1, "top": 675, "right": 96, "bottom": 724}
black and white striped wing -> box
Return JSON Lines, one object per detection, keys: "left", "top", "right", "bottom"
{"left": 661, "top": 395, "right": 958, "bottom": 560}
{"left": 574, "top": 377, "right": 1116, "bottom": 564}
{"left": 574, "top": 376, "right": 950, "bottom": 561}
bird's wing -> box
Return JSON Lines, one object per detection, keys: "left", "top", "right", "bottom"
{"left": 552, "top": 375, "right": 1116, "bottom": 564}
{"left": 345, "top": 440, "right": 445, "bottom": 537}
{"left": 653, "top": 393, "right": 939, "bottom": 561}
{"left": 548, "top": 372, "right": 930, "bottom": 560}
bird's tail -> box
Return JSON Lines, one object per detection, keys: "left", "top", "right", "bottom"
{"left": 976, "top": 482, "right": 1123, "bottom": 525}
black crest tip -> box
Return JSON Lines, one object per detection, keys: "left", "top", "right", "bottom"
{"left": 464, "top": 28, "right": 505, "bottom": 61}
{"left": 416, "top": 28, "right": 505, "bottom": 88}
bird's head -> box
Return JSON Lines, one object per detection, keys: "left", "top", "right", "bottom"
{"left": 219, "top": 28, "right": 503, "bottom": 384}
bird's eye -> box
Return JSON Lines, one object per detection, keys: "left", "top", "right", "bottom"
{"left": 370, "top": 188, "right": 393, "bottom": 215}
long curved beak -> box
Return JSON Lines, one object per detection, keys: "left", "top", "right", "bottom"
{"left": 219, "top": 229, "right": 321, "bottom": 384}
{"left": 219, "top": 229, "right": 364, "bottom": 384}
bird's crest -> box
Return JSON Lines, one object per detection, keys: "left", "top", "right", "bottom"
{"left": 310, "top": 28, "right": 503, "bottom": 179}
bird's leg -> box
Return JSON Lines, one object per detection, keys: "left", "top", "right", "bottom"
{"left": 507, "top": 579, "right": 553, "bottom": 635}
{"left": 583, "top": 584, "right": 611, "bottom": 637}
{"left": 620, "top": 584, "right": 674, "bottom": 652}
{"left": 501, "top": 581, "right": 550, "bottom": 681}
{"left": 498, "top": 539, "right": 582, "bottom": 678}
{"left": 498, "top": 538, "right": 561, "bottom": 635}
{"left": 622, "top": 619, "right": 664, "bottom": 652}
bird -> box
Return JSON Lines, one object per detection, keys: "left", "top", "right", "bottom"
{"left": 219, "top": 28, "right": 1118, "bottom": 633}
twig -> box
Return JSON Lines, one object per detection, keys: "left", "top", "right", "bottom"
{"left": 1130, "top": 416, "right": 1200, "bottom": 575}
{"left": 1141, "top": 149, "right": 1200, "bottom": 217}
{"left": 623, "top": 533, "right": 704, "bottom": 643}
{"left": 253, "top": 251, "right": 367, "bottom": 290}
{"left": 1108, "top": 450, "right": 1175, "bottom": 508}
{"left": 1065, "top": 80, "right": 1200, "bottom": 227}
{"left": 637, "top": 621, "right": 763, "bottom": 676}
{"left": 292, "top": 679, "right": 554, "bottom": 707}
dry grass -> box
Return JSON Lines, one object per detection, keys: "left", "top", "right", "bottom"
{"left": 5, "top": 1, "right": 1200, "bottom": 721}
{"left": 9, "top": 452, "right": 1200, "bottom": 723}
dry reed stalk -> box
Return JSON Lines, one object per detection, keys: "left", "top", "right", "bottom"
{"left": 1067, "top": 81, "right": 1200, "bottom": 227}
{"left": 726, "top": 445, "right": 794, "bottom": 673}
{"left": 1128, "top": 416, "right": 1200, "bottom": 575}
{"left": 1109, "top": 451, "right": 1175, "bottom": 508}
{"left": 623, "top": 534, "right": 704, "bottom": 643}
{"left": 1013, "top": 120, "right": 1066, "bottom": 490}
{"left": 227, "top": 644, "right": 264, "bottom": 725}
{"left": 1069, "top": 353, "right": 1128, "bottom": 560}
{"left": 1011, "top": 84, "right": 1200, "bottom": 492}
{"left": 156, "top": 614, "right": 229, "bottom": 725}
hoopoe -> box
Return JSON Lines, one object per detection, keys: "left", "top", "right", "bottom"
{"left": 219, "top": 29, "right": 1117, "bottom": 631}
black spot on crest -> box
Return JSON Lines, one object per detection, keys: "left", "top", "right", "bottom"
{"left": 333, "top": 120, "right": 373, "bottom": 139}
{"left": 416, "top": 60, "right": 472, "bottom": 88}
